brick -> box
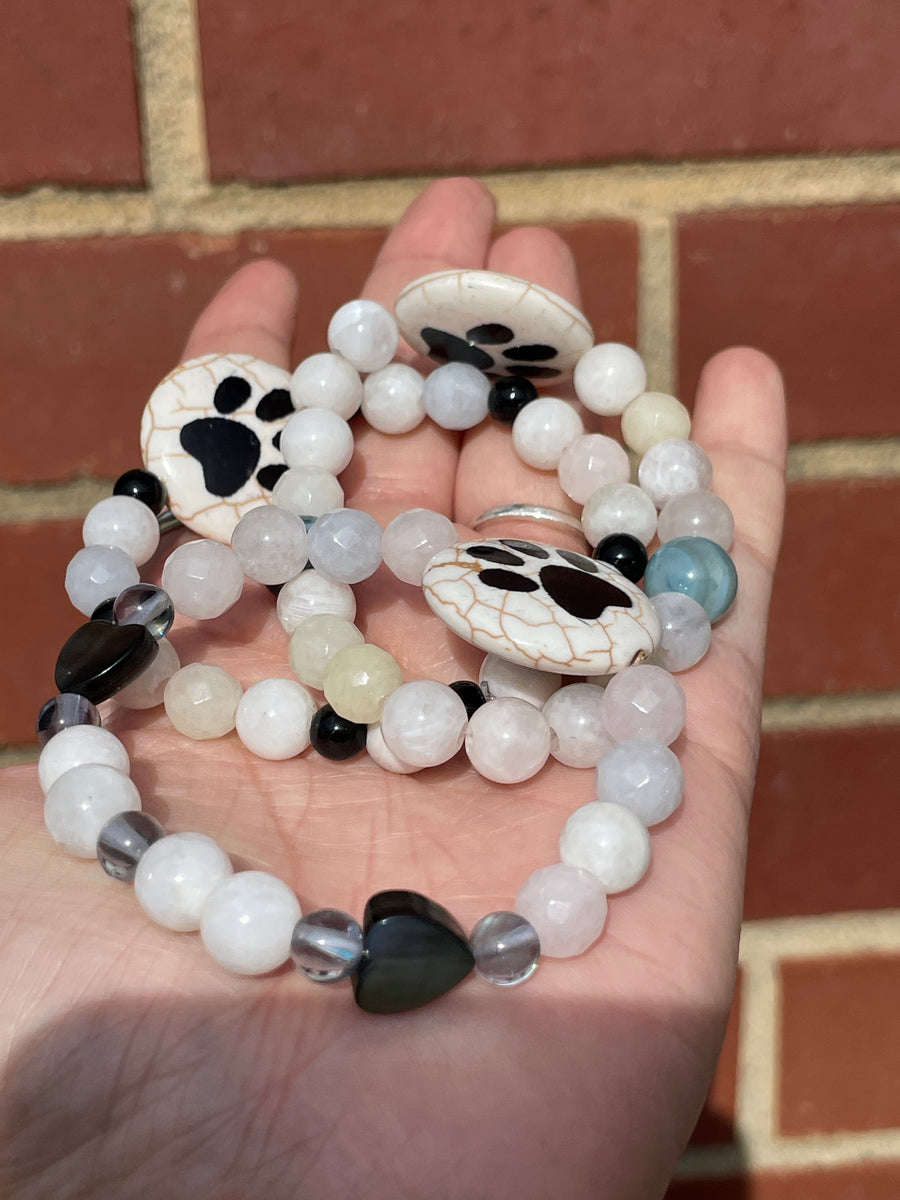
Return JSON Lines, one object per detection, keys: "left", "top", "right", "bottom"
{"left": 667, "top": 1162, "right": 900, "bottom": 1199}
{"left": 0, "top": 1, "right": 142, "bottom": 188}
{"left": 746, "top": 726, "right": 900, "bottom": 920}
{"left": 780, "top": 955, "right": 900, "bottom": 1135}
{"left": 555, "top": 222, "right": 639, "bottom": 347}
{"left": 688, "top": 974, "right": 740, "bottom": 1146}
{"left": 679, "top": 206, "right": 900, "bottom": 441}
{"left": 198, "top": 0, "right": 900, "bottom": 181}
{"left": 764, "top": 480, "right": 900, "bottom": 697}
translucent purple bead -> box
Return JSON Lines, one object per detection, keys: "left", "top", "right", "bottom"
{"left": 97, "top": 810, "right": 166, "bottom": 881}
{"left": 36, "top": 693, "right": 102, "bottom": 746}
{"left": 112, "top": 583, "right": 175, "bottom": 639}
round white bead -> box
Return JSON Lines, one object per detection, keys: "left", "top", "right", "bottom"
{"left": 464, "top": 697, "right": 551, "bottom": 784}
{"left": 82, "top": 495, "right": 160, "bottom": 566}
{"left": 273, "top": 466, "right": 344, "bottom": 518}
{"left": 235, "top": 678, "right": 315, "bottom": 760}
{"left": 574, "top": 343, "right": 647, "bottom": 416}
{"left": 559, "top": 801, "right": 651, "bottom": 892}
{"left": 290, "top": 352, "right": 362, "bottom": 419}
{"left": 512, "top": 397, "right": 584, "bottom": 470}
{"left": 161, "top": 539, "right": 244, "bottom": 619}
{"left": 381, "top": 508, "right": 458, "bottom": 585}
{"left": 306, "top": 508, "right": 383, "bottom": 584}
{"left": 601, "top": 664, "right": 686, "bottom": 745}
{"left": 657, "top": 490, "right": 735, "bottom": 550}
{"left": 638, "top": 439, "right": 713, "bottom": 508}
{"left": 135, "top": 832, "right": 233, "bottom": 932}
{"left": 38, "top": 723, "right": 130, "bottom": 795}
{"left": 515, "top": 862, "right": 608, "bottom": 958}
{"left": 362, "top": 363, "right": 426, "bottom": 434}
{"left": 595, "top": 738, "right": 684, "bottom": 826}
{"left": 44, "top": 762, "right": 141, "bottom": 857}
{"left": 64, "top": 545, "right": 140, "bottom": 616}
{"left": 115, "top": 637, "right": 181, "bottom": 709}
{"left": 479, "top": 654, "right": 561, "bottom": 709}
{"left": 327, "top": 299, "right": 399, "bottom": 373}
{"left": 557, "top": 433, "right": 630, "bottom": 504}
{"left": 581, "top": 482, "right": 658, "bottom": 547}
{"left": 621, "top": 391, "right": 691, "bottom": 455}
{"left": 200, "top": 871, "right": 301, "bottom": 975}
{"left": 231, "top": 505, "right": 309, "bottom": 584}
{"left": 163, "top": 663, "right": 243, "bottom": 739}
{"left": 380, "top": 680, "right": 468, "bottom": 768}
{"left": 648, "top": 591, "right": 712, "bottom": 673}
{"left": 542, "top": 683, "right": 614, "bottom": 768}
{"left": 365, "top": 722, "right": 420, "bottom": 774}
{"left": 280, "top": 408, "right": 354, "bottom": 475}
{"left": 422, "top": 362, "right": 490, "bottom": 430}
{"left": 276, "top": 569, "right": 356, "bottom": 634}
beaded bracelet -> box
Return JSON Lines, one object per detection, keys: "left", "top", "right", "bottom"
{"left": 37, "top": 269, "right": 738, "bottom": 1014}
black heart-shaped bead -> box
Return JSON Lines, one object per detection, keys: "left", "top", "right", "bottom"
{"left": 55, "top": 620, "right": 158, "bottom": 704}
{"left": 353, "top": 890, "right": 475, "bottom": 1014}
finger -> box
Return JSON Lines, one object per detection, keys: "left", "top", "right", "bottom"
{"left": 454, "top": 226, "right": 588, "bottom": 549}
{"left": 343, "top": 177, "right": 497, "bottom": 527}
{"left": 182, "top": 259, "right": 299, "bottom": 369}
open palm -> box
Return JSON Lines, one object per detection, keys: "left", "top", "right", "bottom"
{"left": 0, "top": 178, "right": 786, "bottom": 1200}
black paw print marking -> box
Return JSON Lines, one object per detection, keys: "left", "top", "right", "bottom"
{"left": 467, "top": 541, "right": 632, "bottom": 620}
{"left": 179, "top": 377, "right": 292, "bottom": 497}
{"left": 421, "top": 324, "right": 562, "bottom": 380}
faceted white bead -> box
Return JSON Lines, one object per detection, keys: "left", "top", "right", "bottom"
{"left": 638, "top": 439, "right": 713, "bottom": 508}
{"left": 581, "top": 482, "right": 658, "bottom": 548}
{"left": 327, "top": 298, "right": 399, "bottom": 373}
{"left": 288, "top": 614, "right": 364, "bottom": 689}
{"left": 557, "top": 433, "right": 630, "bottom": 504}
{"left": 231, "top": 505, "right": 309, "bottom": 584}
{"left": 422, "top": 362, "right": 490, "bottom": 430}
{"left": 479, "top": 654, "right": 561, "bottom": 709}
{"left": 164, "top": 663, "right": 243, "bottom": 739}
{"left": 161, "top": 539, "right": 244, "bottom": 619}
{"left": 574, "top": 343, "right": 647, "bottom": 416}
{"left": 515, "top": 862, "right": 608, "bottom": 958}
{"left": 595, "top": 738, "right": 684, "bottom": 826}
{"left": 115, "top": 637, "right": 181, "bottom": 709}
{"left": 465, "top": 697, "right": 551, "bottom": 784}
{"left": 657, "top": 490, "right": 735, "bottom": 550}
{"left": 65, "top": 545, "right": 140, "bottom": 616}
{"left": 648, "top": 591, "right": 712, "bottom": 673}
{"left": 559, "top": 801, "right": 651, "bottom": 893}
{"left": 542, "top": 683, "right": 614, "bottom": 768}
{"left": 290, "top": 352, "right": 362, "bottom": 419}
{"left": 306, "top": 508, "right": 383, "bottom": 584}
{"left": 135, "top": 832, "right": 233, "bottom": 932}
{"left": 621, "top": 391, "right": 691, "bottom": 456}
{"left": 362, "top": 363, "right": 426, "bottom": 434}
{"left": 379, "top": 680, "right": 468, "bottom": 768}
{"left": 381, "top": 508, "right": 458, "bottom": 585}
{"left": 272, "top": 466, "right": 344, "bottom": 518}
{"left": 44, "top": 763, "right": 141, "bottom": 857}
{"left": 601, "top": 664, "right": 686, "bottom": 745}
{"left": 235, "top": 678, "right": 315, "bottom": 760}
{"left": 280, "top": 408, "right": 354, "bottom": 475}
{"left": 38, "top": 723, "right": 130, "bottom": 794}
{"left": 512, "top": 397, "right": 584, "bottom": 470}
{"left": 365, "top": 722, "right": 420, "bottom": 774}
{"left": 276, "top": 568, "right": 356, "bottom": 634}
{"left": 82, "top": 495, "right": 160, "bottom": 566}
{"left": 200, "top": 871, "right": 301, "bottom": 975}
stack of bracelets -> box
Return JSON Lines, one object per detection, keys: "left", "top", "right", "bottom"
{"left": 36, "top": 268, "right": 738, "bottom": 1014}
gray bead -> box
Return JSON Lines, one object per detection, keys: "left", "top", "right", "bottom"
{"left": 112, "top": 583, "right": 175, "bottom": 639}
{"left": 97, "top": 810, "right": 165, "bottom": 881}
{"left": 471, "top": 911, "right": 541, "bottom": 987}
{"left": 291, "top": 908, "right": 364, "bottom": 982}
{"left": 36, "top": 693, "right": 102, "bottom": 746}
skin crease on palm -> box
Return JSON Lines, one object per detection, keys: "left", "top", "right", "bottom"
{"left": 0, "top": 177, "right": 786, "bottom": 1200}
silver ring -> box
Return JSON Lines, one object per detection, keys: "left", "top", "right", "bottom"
{"left": 471, "top": 504, "right": 583, "bottom": 534}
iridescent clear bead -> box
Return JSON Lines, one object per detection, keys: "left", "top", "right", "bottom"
{"left": 112, "top": 583, "right": 175, "bottom": 638}
{"left": 97, "top": 809, "right": 166, "bottom": 881}
{"left": 36, "top": 693, "right": 102, "bottom": 746}
{"left": 291, "top": 908, "right": 364, "bottom": 982}
{"left": 471, "top": 911, "right": 540, "bottom": 987}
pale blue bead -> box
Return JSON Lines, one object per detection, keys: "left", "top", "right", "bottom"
{"left": 306, "top": 508, "right": 382, "bottom": 584}
{"left": 644, "top": 536, "right": 737, "bottom": 622}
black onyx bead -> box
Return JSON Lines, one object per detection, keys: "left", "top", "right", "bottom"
{"left": 90, "top": 597, "right": 118, "bottom": 623}
{"left": 55, "top": 620, "right": 158, "bottom": 704}
{"left": 449, "top": 679, "right": 487, "bottom": 719}
{"left": 113, "top": 468, "right": 167, "bottom": 514}
{"left": 309, "top": 704, "right": 367, "bottom": 761}
{"left": 487, "top": 376, "right": 538, "bottom": 425}
{"left": 353, "top": 890, "right": 475, "bottom": 1014}
{"left": 592, "top": 533, "right": 649, "bottom": 583}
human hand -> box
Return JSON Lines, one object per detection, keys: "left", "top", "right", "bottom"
{"left": 0, "top": 177, "right": 786, "bottom": 1200}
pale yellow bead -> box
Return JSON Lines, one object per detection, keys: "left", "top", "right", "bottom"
{"left": 164, "top": 663, "right": 243, "bottom": 739}
{"left": 322, "top": 644, "right": 403, "bottom": 724}
{"left": 621, "top": 391, "right": 691, "bottom": 456}
{"left": 288, "top": 614, "right": 365, "bottom": 689}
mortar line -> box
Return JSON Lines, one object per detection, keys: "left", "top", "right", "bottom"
{"left": 732, "top": 949, "right": 780, "bottom": 1169}
{"left": 678, "top": 1131, "right": 900, "bottom": 1178}
{"left": 636, "top": 216, "right": 675, "bottom": 394}
{"left": 786, "top": 439, "right": 900, "bottom": 481}
{"left": 740, "top": 909, "right": 900, "bottom": 960}
{"left": 762, "top": 691, "right": 900, "bottom": 732}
